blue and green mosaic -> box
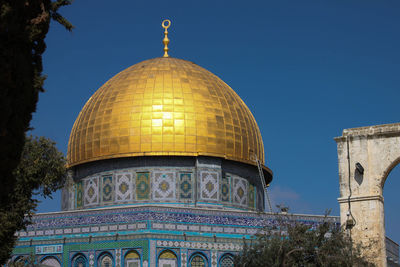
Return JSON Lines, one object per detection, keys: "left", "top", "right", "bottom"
{"left": 179, "top": 173, "right": 192, "bottom": 199}
{"left": 221, "top": 176, "right": 230, "bottom": 202}
{"left": 76, "top": 181, "right": 83, "bottom": 209}
{"left": 136, "top": 172, "right": 150, "bottom": 200}
{"left": 102, "top": 175, "right": 113, "bottom": 203}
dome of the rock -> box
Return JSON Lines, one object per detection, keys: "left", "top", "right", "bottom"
{"left": 68, "top": 57, "right": 267, "bottom": 170}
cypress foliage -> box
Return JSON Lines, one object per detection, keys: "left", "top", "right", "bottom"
{"left": 0, "top": 1, "right": 72, "bottom": 262}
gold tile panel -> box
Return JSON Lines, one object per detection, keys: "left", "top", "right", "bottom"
{"left": 68, "top": 57, "right": 265, "bottom": 167}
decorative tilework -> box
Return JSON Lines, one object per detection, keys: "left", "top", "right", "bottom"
{"left": 181, "top": 251, "right": 187, "bottom": 267}
{"left": 179, "top": 173, "right": 192, "bottom": 200}
{"left": 150, "top": 240, "right": 156, "bottom": 267}
{"left": 211, "top": 251, "right": 217, "bottom": 267}
{"left": 152, "top": 172, "right": 175, "bottom": 200}
{"left": 68, "top": 166, "right": 265, "bottom": 211}
{"left": 248, "top": 184, "right": 255, "bottom": 209}
{"left": 115, "top": 249, "right": 121, "bottom": 267}
{"left": 102, "top": 175, "right": 113, "bottom": 203}
{"left": 233, "top": 177, "right": 247, "bottom": 206}
{"left": 116, "top": 172, "right": 134, "bottom": 202}
{"left": 18, "top": 206, "right": 338, "bottom": 236}
{"left": 84, "top": 177, "right": 99, "bottom": 206}
{"left": 200, "top": 171, "right": 219, "bottom": 201}
{"left": 220, "top": 175, "right": 230, "bottom": 202}
{"left": 76, "top": 181, "right": 83, "bottom": 208}
{"left": 136, "top": 172, "right": 150, "bottom": 200}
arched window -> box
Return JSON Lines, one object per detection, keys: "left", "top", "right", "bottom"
{"left": 41, "top": 256, "right": 61, "bottom": 267}
{"left": 98, "top": 253, "right": 113, "bottom": 267}
{"left": 158, "top": 250, "right": 177, "bottom": 267}
{"left": 190, "top": 254, "right": 207, "bottom": 267}
{"left": 73, "top": 254, "right": 87, "bottom": 267}
{"left": 219, "top": 254, "right": 234, "bottom": 267}
{"left": 124, "top": 250, "right": 140, "bottom": 267}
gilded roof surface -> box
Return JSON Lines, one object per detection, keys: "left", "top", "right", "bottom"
{"left": 68, "top": 57, "right": 265, "bottom": 167}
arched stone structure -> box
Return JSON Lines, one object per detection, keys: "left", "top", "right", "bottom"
{"left": 335, "top": 123, "right": 400, "bottom": 267}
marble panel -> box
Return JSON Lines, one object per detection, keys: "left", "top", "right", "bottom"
{"left": 232, "top": 177, "right": 247, "bottom": 206}
{"left": 200, "top": 171, "right": 219, "bottom": 201}
{"left": 152, "top": 171, "right": 176, "bottom": 200}
{"left": 116, "top": 171, "right": 134, "bottom": 202}
{"left": 84, "top": 176, "right": 99, "bottom": 206}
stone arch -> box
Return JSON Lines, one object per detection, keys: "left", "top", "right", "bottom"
{"left": 380, "top": 155, "right": 400, "bottom": 188}
{"left": 335, "top": 123, "right": 400, "bottom": 267}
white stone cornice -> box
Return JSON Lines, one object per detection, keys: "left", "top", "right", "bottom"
{"left": 338, "top": 195, "right": 384, "bottom": 204}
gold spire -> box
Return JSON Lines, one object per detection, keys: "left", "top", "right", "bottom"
{"left": 162, "top": 19, "right": 171, "bottom": 57}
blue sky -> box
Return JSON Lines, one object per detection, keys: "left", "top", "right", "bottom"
{"left": 31, "top": 1, "right": 400, "bottom": 242}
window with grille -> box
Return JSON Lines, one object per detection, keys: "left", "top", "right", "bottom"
{"left": 219, "top": 255, "right": 234, "bottom": 267}
{"left": 74, "top": 255, "right": 87, "bottom": 267}
{"left": 190, "top": 255, "right": 206, "bottom": 267}
{"left": 99, "top": 255, "right": 113, "bottom": 267}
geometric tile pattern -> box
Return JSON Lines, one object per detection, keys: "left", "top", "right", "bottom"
{"left": 102, "top": 175, "right": 113, "bottom": 203}
{"left": 211, "top": 251, "right": 217, "bottom": 267}
{"left": 76, "top": 181, "right": 83, "bottom": 209}
{"left": 136, "top": 172, "right": 150, "bottom": 200}
{"left": 220, "top": 175, "right": 230, "bottom": 202}
{"left": 179, "top": 173, "right": 192, "bottom": 200}
{"left": 233, "top": 177, "right": 247, "bottom": 206}
{"left": 116, "top": 172, "right": 133, "bottom": 202}
{"left": 84, "top": 176, "right": 99, "bottom": 206}
{"left": 68, "top": 168, "right": 264, "bottom": 210}
{"left": 115, "top": 249, "right": 121, "bottom": 267}
{"left": 200, "top": 171, "right": 219, "bottom": 201}
{"left": 181, "top": 251, "right": 187, "bottom": 267}
{"left": 152, "top": 172, "right": 175, "bottom": 200}
{"left": 248, "top": 183, "right": 255, "bottom": 209}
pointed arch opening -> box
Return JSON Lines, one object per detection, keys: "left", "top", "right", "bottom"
{"left": 158, "top": 249, "right": 177, "bottom": 267}
{"left": 124, "top": 250, "right": 141, "bottom": 267}
{"left": 98, "top": 252, "right": 113, "bottom": 267}
{"left": 189, "top": 253, "right": 208, "bottom": 267}
{"left": 72, "top": 254, "right": 87, "bottom": 267}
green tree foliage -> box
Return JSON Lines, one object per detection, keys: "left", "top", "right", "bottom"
{"left": 0, "top": 136, "right": 67, "bottom": 264}
{"left": 234, "top": 215, "right": 375, "bottom": 267}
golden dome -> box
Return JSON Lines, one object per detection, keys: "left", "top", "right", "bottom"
{"left": 67, "top": 57, "right": 265, "bottom": 168}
